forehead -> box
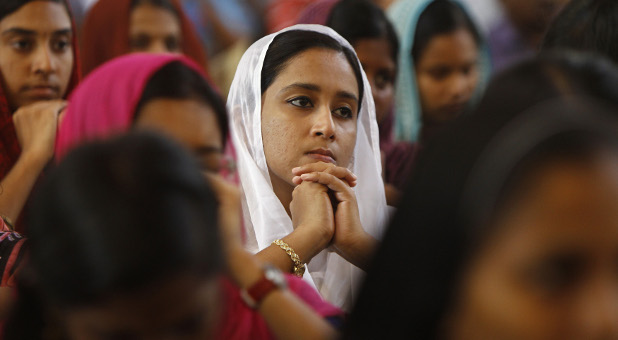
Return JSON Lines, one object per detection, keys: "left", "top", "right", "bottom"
{"left": 354, "top": 38, "right": 396, "bottom": 69}
{"left": 0, "top": 1, "right": 71, "bottom": 32}
{"left": 270, "top": 48, "right": 359, "bottom": 96}
{"left": 130, "top": 4, "right": 180, "bottom": 34}
{"left": 135, "top": 98, "right": 222, "bottom": 148}
{"left": 417, "top": 29, "right": 478, "bottom": 65}
{"left": 491, "top": 155, "right": 618, "bottom": 255}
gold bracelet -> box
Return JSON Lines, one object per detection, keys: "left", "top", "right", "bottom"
{"left": 272, "top": 239, "right": 306, "bottom": 278}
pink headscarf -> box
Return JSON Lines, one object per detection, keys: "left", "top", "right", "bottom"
{"left": 55, "top": 53, "right": 204, "bottom": 160}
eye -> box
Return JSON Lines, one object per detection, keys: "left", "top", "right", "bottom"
{"left": 428, "top": 67, "right": 450, "bottom": 81}
{"left": 288, "top": 96, "right": 313, "bottom": 108}
{"left": 375, "top": 71, "right": 394, "bottom": 90}
{"left": 524, "top": 254, "right": 583, "bottom": 297}
{"left": 11, "top": 39, "right": 33, "bottom": 52}
{"left": 51, "top": 38, "right": 71, "bottom": 53}
{"left": 333, "top": 106, "right": 354, "bottom": 119}
{"left": 165, "top": 36, "right": 180, "bottom": 52}
{"left": 129, "top": 35, "right": 150, "bottom": 51}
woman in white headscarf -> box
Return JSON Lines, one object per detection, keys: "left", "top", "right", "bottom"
{"left": 227, "top": 24, "right": 390, "bottom": 310}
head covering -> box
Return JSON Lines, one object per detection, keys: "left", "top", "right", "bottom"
{"left": 296, "top": 0, "right": 339, "bottom": 25}
{"left": 343, "top": 94, "right": 618, "bottom": 338}
{"left": 55, "top": 53, "right": 204, "bottom": 160}
{"left": 0, "top": 0, "right": 81, "bottom": 185}
{"left": 227, "top": 24, "right": 390, "bottom": 310}
{"left": 387, "top": 0, "right": 491, "bottom": 143}
{"left": 80, "top": 0, "right": 208, "bottom": 76}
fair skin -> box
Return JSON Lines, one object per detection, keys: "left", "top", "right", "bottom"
{"left": 0, "top": 1, "right": 73, "bottom": 222}
{"left": 129, "top": 3, "right": 181, "bottom": 54}
{"left": 415, "top": 28, "right": 479, "bottom": 126}
{"left": 447, "top": 154, "right": 618, "bottom": 340}
{"left": 135, "top": 97, "right": 338, "bottom": 340}
{"left": 258, "top": 48, "right": 377, "bottom": 272}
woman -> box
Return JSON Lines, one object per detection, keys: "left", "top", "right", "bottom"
{"left": 343, "top": 55, "right": 618, "bottom": 339}
{"left": 80, "top": 0, "right": 207, "bottom": 75}
{"left": 388, "top": 0, "right": 490, "bottom": 144}
{"left": 325, "top": 0, "right": 412, "bottom": 203}
{"left": 5, "top": 133, "right": 340, "bottom": 340}
{"left": 0, "top": 0, "right": 80, "bottom": 233}
{"left": 227, "top": 25, "right": 389, "bottom": 310}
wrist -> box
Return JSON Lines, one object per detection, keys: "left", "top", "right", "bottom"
{"left": 284, "top": 227, "right": 330, "bottom": 263}
{"left": 226, "top": 247, "right": 263, "bottom": 288}
{"left": 19, "top": 148, "right": 51, "bottom": 170}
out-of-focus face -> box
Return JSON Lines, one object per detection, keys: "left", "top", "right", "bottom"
{"left": 447, "top": 154, "right": 618, "bottom": 340}
{"left": 62, "top": 275, "right": 221, "bottom": 340}
{"left": 415, "top": 28, "right": 479, "bottom": 125}
{"left": 0, "top": 1, "right": 73, "bottom": 111}
{"left": 261, "top": 48, "right": 359, "bottom": 187}
{"left": 135, "top": 98, "right": 223, "bottom": 173}
{"left": 354, "top": 38, "right": 396, "bottom": 126}
{"left": 129, "top": 4, "right": 181, "bottom": 54}
{"left": 500, "top": 0, "right": 569, "bottom": 35}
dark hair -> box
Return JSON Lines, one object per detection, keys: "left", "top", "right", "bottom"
{"left": 542, "top": 0, "right": 618, "bottom": 64}
{"left": 412, "top": 0, "right": 481, "bottom": 63}
{"left": 134, "top": 61, "right": 229, "bottom": 146}
{"left": 343, "top": 55, "right": 618, "bottom": 339}
{"left": 0, "top": 0, "right": 68, "bottom": 22}
{"left": 5, "top": 133, "right": 223, "bottom": 338}
{"left": 261, "top": 30, "right": 365, "bottom": 111}
{"left": 326, "top": 0, "right": 399, "bottom": 67}
{"left": 480, "top": 52, "right": 618, "bottom": 114}
{"left": 130, "top": 0, "right": 179, "bottom": 17}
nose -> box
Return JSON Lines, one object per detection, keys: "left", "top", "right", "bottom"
{"left": 32, "top": 45, "right": 55, "bottom": 75}
{"left": 576, "top": 281, "right": 618, "bottom": 339}
{"left": 310, "top": 106, "right": 336, "bottom": 140}
{"left": 146, "top": 39, "right": 169, "bottom": 54}
{"left": 448, "top": 73, "right": 473, "bottom": 102}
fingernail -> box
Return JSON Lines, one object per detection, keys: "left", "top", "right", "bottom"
{"left": 300, "top": 174, "right": 310, "bottom": 180}
{"left": 292, "top": 167, "right": 300, "bottom": 173}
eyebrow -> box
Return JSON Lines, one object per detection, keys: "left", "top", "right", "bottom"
{"left": 280, "top": 82, "right": 359, "bottom": 104}
{"left": 1, "top": 28, "right": 72, "bottom": 37}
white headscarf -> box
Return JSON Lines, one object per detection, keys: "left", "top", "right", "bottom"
{"left": 227, "top": 24, "right": 389, "bottom": 310}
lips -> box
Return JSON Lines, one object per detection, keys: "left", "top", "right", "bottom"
{"left": 305, "top": 148, "right": 336, "bottom": 164}
{"left": 22, "top": 84, "right": 60, "bottom": 99}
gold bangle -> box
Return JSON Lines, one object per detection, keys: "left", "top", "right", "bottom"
{"left": 272, "top": 239, "right": 306, "bottom": 278}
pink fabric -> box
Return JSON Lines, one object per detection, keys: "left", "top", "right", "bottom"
{"left": 216, "top": 276, "right": 343, "bottom": 339}
{"left": 55, "top": 54, "right": 204, "bottom": 160}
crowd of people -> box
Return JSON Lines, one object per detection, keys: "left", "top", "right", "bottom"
{"left": 0, "top": 0, "right": 617, "bottom": 339}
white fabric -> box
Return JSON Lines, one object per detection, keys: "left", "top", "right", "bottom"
{"left": 227, "top": 24, "right": 390, "bottom": 311}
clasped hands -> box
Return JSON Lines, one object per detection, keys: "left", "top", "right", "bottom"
{"left": 290, "top": 162, "right": 375, "bottom": 269}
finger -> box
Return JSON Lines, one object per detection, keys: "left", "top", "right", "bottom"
{"left": 299, "top": 172, "right": 354, "bottom": 201}
{"left": 293, "top": 163, "right": 357, "bottom": 186}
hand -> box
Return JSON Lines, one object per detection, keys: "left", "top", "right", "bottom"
{"left": 292, "top": 162, "right": 357, "bottom": 187}
{"left": 204, "top": 173, "right": 243, "bottom": 252}
{"left": 12, "top": 100, "right": 67, "bottom": 165}
{"left": 289, "top": 180, "right": 335, "bottom": 261}
{"left": 297, "top": 170, "right": 375, "bottom": 268}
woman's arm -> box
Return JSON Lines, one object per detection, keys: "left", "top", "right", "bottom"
{"left": 207, "top": 174, "right": 338, "bottom": 340}
{"left": 0, "top": 101, "right": 66, "bottom": 222}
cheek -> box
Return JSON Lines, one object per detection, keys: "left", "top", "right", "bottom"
{"left": 261, "top": 113, "right": 298, "bottom": 173}
{"left": 336, "top": 122, "right": 357, "bottom": 167}
{"left": 58, "top": 52, "right": 74, "bottom": 89}
{"left": 416, "top": 74, "right": 443, "bottom": 108}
